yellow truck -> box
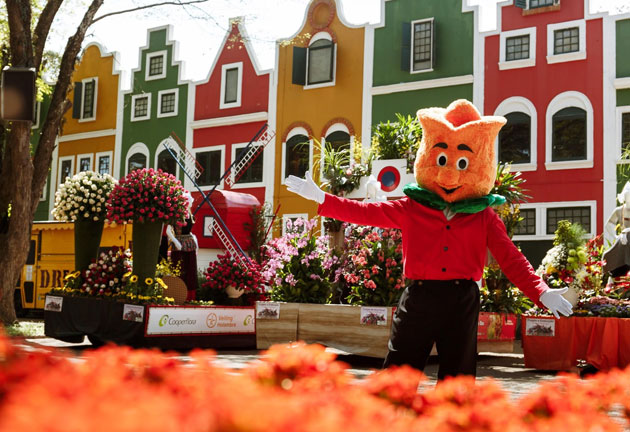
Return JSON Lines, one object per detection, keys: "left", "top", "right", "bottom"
{"left": 16, "top": 221, "right": 132, "bottom": 314}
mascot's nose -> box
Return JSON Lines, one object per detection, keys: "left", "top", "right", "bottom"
{"left": 437, "top": 166, "right": 460, "bottom": 188}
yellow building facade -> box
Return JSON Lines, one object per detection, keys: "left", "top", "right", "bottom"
{"left": 273, "top": 0, "right": 365, "bottom": 230}
{"left": 56, "top": 42, "right": 121, "bottom": 192}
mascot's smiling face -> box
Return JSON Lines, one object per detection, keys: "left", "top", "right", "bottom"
{"left": 414, "top": 99, "right": 507, "bottom": 203}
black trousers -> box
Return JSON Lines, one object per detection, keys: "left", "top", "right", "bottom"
{"left": 383, "top": 279, "right": 480, "bottom": 380}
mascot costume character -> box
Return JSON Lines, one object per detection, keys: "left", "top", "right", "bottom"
{"left": 286, "top": 99, "right": 572, "bottom": 379}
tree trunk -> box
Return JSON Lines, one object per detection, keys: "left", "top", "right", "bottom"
{"left": 0, "top": 122, "right": 34, "bottom": 325}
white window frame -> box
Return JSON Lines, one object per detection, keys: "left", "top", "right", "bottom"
{"left": 40, "top": 177, "right": 47, "bottom": 201}
{"left": 58, "top": 156, "right": 75, "bottom": 187}
{"left": 155, "top": 139, "right": 180, "bottom": 178}
{"left": 125, "top": 142, "right": 150, "bottom": 175}
{"left": 617, "top": 106, "right": 630, "bottom": 162}
{"left": 95, "top": 151, "right": 113, "bottom": 176}
{"left": 321, "top": 123, "right": 354, "bottom": 179}
{"left": 281, "top": 127, "right": 313, "bottom": 185}
{"left": 410, "top": 17, "right": 434, "bottom": 74}
{"left": 131, "top": 94, "right": 151, "bottom": 122}
{"left": 282, "top": 213, "right": 309, "bottom": 236}
{"left": 304, "top": 32, "right": 336, "bottom": 90}
{"left": 499, "top": 27, "right": 536, "bottom": 70}
{"left": 547, "top": 20, "right": 586, "bottom": 64}
{"left": 219, "top": 62, "right": 243, "bottom": 109}
{"left": 545, "top": 91, "right": 593, "bottom": 170}
{"left": 145, "top": 50, "right": 167, "bottom": 81}
{"left": 194, "top": 145, "right": 226, "bottom": 191}
{"left": 78, "top": 76, "right": 98, "bottom": 122}
{"left": 31, "top": 101, "right": 41, "bottom": 129}
{"left": 513, "top": 200, "right": 596, "bottom": 241}
{"left": 157, "top": 88, "right": 179, "bottom": 118}
{"left": 494, "top": 96, "right": 537, "bottom": 171}
{"left": 77, "top": 153, "right": 93, "bottom": 172}
{"left": 230, "top": 141, "right": 265, "bottom": 189}
{"left": 524, "top": 0, "right": 559, "bottom": 9}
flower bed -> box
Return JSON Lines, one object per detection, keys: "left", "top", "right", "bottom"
{"left": 1, "top": 329, "right": 630, "bottom": 431}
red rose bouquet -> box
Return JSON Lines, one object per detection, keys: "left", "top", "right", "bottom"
{"left": 106, "top": 168, "right": 188, "bottom": 225}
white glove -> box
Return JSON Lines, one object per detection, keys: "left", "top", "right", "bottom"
{"left": 285, "top": 171, "right": 325, "bottom": 204}
{"left": 540, "top": 288, "right": 573, "bottom": 319}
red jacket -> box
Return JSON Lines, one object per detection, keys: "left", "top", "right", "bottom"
{"left": 318, "top": 193, "right": 546, "bottom": 307}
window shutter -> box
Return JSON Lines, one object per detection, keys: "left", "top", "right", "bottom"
{"left": 401, "top": 22, "right": 411, "bottom": 72}
{"left": 292, "top": 47, "right": 307, "bottom": 86}
{"left": 72, "top": 81, "right": 82, "bottom": 119}
{"left": 515, "top": 0, "right": 527, "bottom": 9}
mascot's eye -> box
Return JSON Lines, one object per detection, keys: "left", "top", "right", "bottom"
{"left": 437, "top": 153, "right": 448, "bottom": 167}
{"left": 457, "top": 157, "right": 469, "bottom": 170}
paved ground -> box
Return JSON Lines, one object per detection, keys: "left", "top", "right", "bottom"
{"left": 15, "top": 335, "right": 557, "bottom": 400}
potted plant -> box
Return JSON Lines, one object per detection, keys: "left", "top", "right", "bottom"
{"left": 52, "top": 171, "right": 117, "bottom": 272}
{"left": 107, "top": 168, "right": 188, "bottom": 290}
{"left": 371, "top": 113, "right": 422, "bottom": 172}
{"left": 199, "top": 252, "right": 266, "bottom": 306}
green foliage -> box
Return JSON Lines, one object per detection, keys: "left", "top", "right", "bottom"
{"left": 245, "top": 202, "right": 276, "bottom": 264}
{"left": 371, "top": 113, "right": 422, "bottom": 169}
{"left": 553, "top": 220, "right": 587, "bottom": 250}
{"left": 314, "top": 138, "right": 372, "bottom": 197}
{"left": 481, "top": 266, "right": 533, "bottom": 314}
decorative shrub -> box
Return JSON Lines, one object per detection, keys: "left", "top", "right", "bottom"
{"left": 199, "top": 252, "right": 266, "bottom": 306}
{"left": 106, "top": 168, "right": 188, "bottom": 225}
{"left": 371, "top": 113, "right": 422, "bottom": 170}
{"left": 262, "top": 217, "right": 339, "bottom": 304}
{"left": 52, "top": 171, "right": 116, "bottom": 222}
{"left": 340, "top": 224, "right": 404, "bottom": 306}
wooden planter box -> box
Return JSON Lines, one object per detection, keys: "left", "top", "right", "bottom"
{"left": 255, "top": 301, "right": 300, "bottom": 349}
{"left": 477, "top": 312, "right": 517, "bottom": 354}
{"left": 297, "top": 304, "right": 394, "bottom": 358}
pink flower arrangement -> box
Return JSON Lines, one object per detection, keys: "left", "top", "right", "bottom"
{"left": 106, "top": 168, "right": 188, "bottom": 225}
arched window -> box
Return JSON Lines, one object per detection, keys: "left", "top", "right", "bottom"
{"left": 551, "top": 107, "right": 586, "bottom": 162}
{"left": 285, "top": 134, "right": 310, "bottom": 178}
{"left": 307, "top": 33, "right": 334, "bottom": 85}
{"left": 157, "top": 149, "right": 177, "bottom": 175}
{"left": 325, "top": 130, "right": 351, "bottom": 154}
{"left": 127, "top": 153, "right": 147, "bottom": 173}
{"left": 499, "top": 112, "right": 531, "bottom": 165}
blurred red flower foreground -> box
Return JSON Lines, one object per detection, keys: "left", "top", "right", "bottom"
{"left": 1, "top": 326, "right": 629, "bottom": 432}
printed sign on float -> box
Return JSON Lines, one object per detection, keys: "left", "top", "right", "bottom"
{"left": 525, "top": 318, "right": 556, "bottom": 337}
{"left": 360, "top": 306, "right": 388, "bottom": 326}
{"left": 44, "top": 295, "right": 63, "bottom": 312}
{"left": 146, "top": 306, "right": 255, "bottom": 335}
{"left": 256, "top": 301, "right": 280, "bottom": 320}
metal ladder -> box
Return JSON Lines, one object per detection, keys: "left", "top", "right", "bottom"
{"left": 164, "top": 133, "right": 203, "bottom": 180}
{"left": 225, "top": 128, "right": 276, "bottom": 187}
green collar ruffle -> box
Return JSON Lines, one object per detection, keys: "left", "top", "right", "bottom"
{"left": 402, "top": 183, "right": 506, "bottom": 214}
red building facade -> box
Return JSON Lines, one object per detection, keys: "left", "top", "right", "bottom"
{"left": 483, "top": 0, "right": 605, "bottom": 265}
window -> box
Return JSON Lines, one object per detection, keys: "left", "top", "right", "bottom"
{"left": 196, "top": 149, "right": 224, "bottom": 187}
{"left": 127, "top": 153, "right": 147, "bottom": 173}
{"left": 131, "top": 94, "right": 151, "bottom": 121}
{"left": 146, "top": 51, "right": 167, "bottom": 80}
{"left": 622, "top": 112, "right": 630, "bottom": 157}
{"left": 547, "top": 20, "right": 586, "bottom": 64}
{"left": 499, "top": 112, "right": 531, "bottom": 165}
{"left": 72, "top": 77, "right": 97, "bottom": 121}
{"left": 530, "top": 0, "right": 555, "bottom": 7}
{"left": 284, "top": 134, "right": 310, "bottom": 179}
{"left": 325, "top": 130, "right": 351, "bottom": 155}
{"left": 58, "top": 156, "right": 74, "bottom": 186}
{"left": 307, "top": 33, "right": 335, "bottom": 86}
{"left": 157, "top": 89, "right": 178, "bottom": 118}
{"left": 78, "top": 154, "right": 92, "bottom": 172}
{"left": 499, "top": 27, "right": 536, "bottom": 69}
{"left": 157, "top": 149, "right": 177, "bottom": 176}
{"left": 506, "top": 35, "right": 530, "bottom": 61}
{"left": 411, "top": 18, "right": 433, "bottom": 72}
{"left": 545, "top": 91, "right": 593, "bottom": 170}
{"left": 515, "top": 208, "right": 536, "bottom": 235}
{"left": 232, "top": 143, "right": 264, "bottom": 186}
{"left": 220, "top": 62, "right": 242, "bottom": 109}
{"left": 546, "top": 207, "right": 590, "bottom": 235}
{"left": 554, "top": 27, "right": 579, "bottom": 55}
{"left": 96, "top": 152, "right": 112, "bottom": 175}
{"left": 552, "top": 107, "right": 586, "bottom": 162}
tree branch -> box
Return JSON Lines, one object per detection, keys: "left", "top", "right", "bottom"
{"left": 5, "top": 0, "right": 33, "bottom": 66}
{"left": 33, "top": 0, "right": 65, "bottom": 70}
{"left": 91, "top": 0, "right": 209, "bottom": 24}
{"left": 31, "top": 0, "right": 105, "bottom": 213}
